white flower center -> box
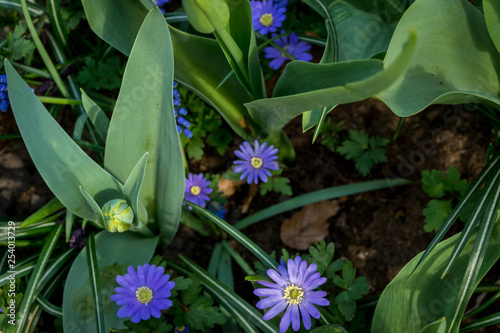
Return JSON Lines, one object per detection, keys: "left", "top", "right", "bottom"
{"left": 136, "top": 286, "right": 153, "bottom": 304}
{"left": 260, "top": 13, "right": 274, "bottom": 27}
{"left": 191, "top": 185, "right": 201, "bottom": 195}
{"left": 283, "top": 284, "right": 304, "bottom": 305}
{"left": 251, "top": 157, "right": 263, "bottom": 169}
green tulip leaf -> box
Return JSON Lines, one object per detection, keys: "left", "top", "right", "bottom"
{"left": 104, "top": 8, "right": 184, "bottom": 242}
{"left": 81, "top": 89, "right": 109, "bottom": 142}
{"left": 183, "top": 0, "right": 229, "bottom": 34}
{"left": 419, "top": 317, "right": 447, "bottom": 333}
{"left": 5, "top": 59, "right": 123, "bottom": 221}
{"left": 246, "top": 30, "right": 416, "bottom": 134}
{"left": 123, "top": 153, "right": 149, "bottom": 227}
{"left": 484, "top": 0, "right": 500, "bottom": 55}
{"left": 371, "top": 227, "right": 500, "bottom": 332}
{"left": 62, "top": 231, "right": 158, "bottom": 331}
{"left": 377, "top": 0, "right": 500, "bottom": 117}
{"left": 79, "top": 186, "right": 105, "bottom": 228}
{"left": 81, "top": 0, "right": 254, "bottom": 140}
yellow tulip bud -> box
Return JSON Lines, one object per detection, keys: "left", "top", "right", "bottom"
{"left": 102, "top": 199, "right": 134, "bottom": 232}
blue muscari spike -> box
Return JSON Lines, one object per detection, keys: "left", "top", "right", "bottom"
{"left": 0, "top": 99, "right": 9, "bottom": 112}
{"left": 178, "top": 107, "right": 188, "bottom": 116}
{"left": 0, "top": 75, "right": 6, "bottom": 84}
{"left": 177, "top": 117, "right": 190, "bottom": 127}
{"left": 177, "top": 125, "right": 182, "bottom": 133}
{"left": 0, "top": 84, "right": 7, "bottom": 92}
{"left": 183, "top": 128, "right": 193, "bottom": 138}
{"left": 173, "top": 81, "right": 178, "bottom": 88}
{"left": 174, "top": 108, "right": 178, "bottom": 117}
{"left": 0, "top": 92, "right": 5, "bottom": 99}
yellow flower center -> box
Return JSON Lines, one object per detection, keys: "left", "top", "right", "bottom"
{"left": 251, "top": 157, "right": 263, "bottom": 169}
{"left": 281, "top": 45, "right": 289, "bottom": 58}
{"left": 283, "top": 284, "right": 304, "bottom": 305}
{"left": 136, "top": 286, "right": 153, "bottom": 305}
{"left": 259, "top": 13, "right": 274, "bottom": 27}
{"left": 190, "top": 185, "right": 201, "bottom": 195}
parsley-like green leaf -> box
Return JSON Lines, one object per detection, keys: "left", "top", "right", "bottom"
{"left": 337, "top": 130, "right": 389, "bottom": 176}
{"left": 335, "top": 291, "right": 356, "bottom": 321}
{"left": 184, "top": 296, "right": 226, "bottom": 330}
{"left": 423, "top": 199, "right": 452, "bottom": 232}
{"left": 186, "top": 137, "right": 205, "bottom": 160}
{"left": 5, "top": 23, "right": 35, "bottom": 62}
{"left": 76, "top": 55, "right": 123, "bottom": 90}
{"left": 421, "top": 167, "right": 468, "bottom": 198}
{"left": 320, "top": 119, "right": 344, "bottom": 152}
{"left": 308, "top": 240, "right": 335, "bottom": 274}
{"left": 259, "top": 176, "right": 292, "bottom": 196}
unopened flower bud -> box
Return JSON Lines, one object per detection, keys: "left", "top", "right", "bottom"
{"left": 102, "top": 199, "right": 134, "bottom": 232}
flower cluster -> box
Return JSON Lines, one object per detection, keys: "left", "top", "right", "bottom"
{"left": 233, "top": 139, "right": 279, "bottom": 184}
{"left": 173, "top": 81, "right": 193, "bottom": 138}
{"left": 0, "top": 75, "right": 10, "bottom": 112}
{"left": 111, "top": 264, "right": 175, "bottom": 324}
{"left": 184, "top": 173, "right": 213, "bottom": 208}
{"left": 254, "top": 257, "right": 330, "bottom": 332}
{"left": 250, "top": 1, "right": 313, "bottom": 70}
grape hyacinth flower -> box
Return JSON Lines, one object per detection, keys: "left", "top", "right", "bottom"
{"left": 184, "top": 173, "right": 213, "bottom": 208}
{"left": 208, "top": 202, "right": 226, "bottom": 219}
{"left": 111, "top": 264, "right": 175, "bottom": 324}
{"left": 172, "top": 81, "right": 193, "bottom": 138}
{"left": 254, "top": 257, "right": 330, "bottom": 332}
{"left": 0, "top": 75, "right": 10, "bottom": 112}
{"left": 233, "top": 140, "right": 279, "bottom": 184}
{"left": 251, "top": 0, "right": 286, "bottom": 35}
{"left": 264, "top": 32, "right": 313, "bottom": 70}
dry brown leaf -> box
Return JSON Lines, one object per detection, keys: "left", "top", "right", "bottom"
{"left": 281, "top": 200, "right": 340, "bottom": 250}
{"left": 218, "top": 175, "right": 245, "bottom": 197}
{"left": 241, "top": 184, "right": 259, "bottom": 214}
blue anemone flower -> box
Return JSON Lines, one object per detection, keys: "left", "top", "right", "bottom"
{"left": 233, "top": 140, "right": 279, "bottom": 184}
{"left": 184, "top": 173, "right": 213, "bottom": 208}
{"left": 254, "top": 257, "right": 330, "bottom": 332}
{"left": 251, "top": 0, "right": 287, "bottom": 35}
{"left": 111, "top": 264, "right": 175, "bottom": 324}
{"left": 264, "top": 32, "right": 313, "bottom": 70}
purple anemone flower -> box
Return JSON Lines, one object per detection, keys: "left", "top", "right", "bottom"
{"left": 111, "top": 264, "right": 175, "bottom": 324}
{"left": 254, "top": 257, "right": 330, "bottom": 332}
{"left": 264, "top": 32, "right": 313, "bottom": 70}
{"left": 233, "top": 140, "right": 279, "bottom": 184}
{"left": 184, "top": 173, "right": 213, "bottom": 208}
{"left": 251, "top": 0, "right": 286, "bottom": 35}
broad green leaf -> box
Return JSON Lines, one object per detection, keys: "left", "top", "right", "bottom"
{"left": 219, "top": 0, "right": 265, "bottom": 99}
{"left": 484, "top": 0, "right": 500, "bottom": 55}
{"left": 419, "top": 317, "right": 447, "bottom": 333}
{"left": 179, "top": 254, "right": 278, "bottom": 333}
{"left": 377, "top": 0, "right": 500, "bottom": 117}
{"left": 79, "top": 186, "right": 105, "bottom": 228}
{"left": 62, "top": 231, "right": 158, "bottom": 332}
{"left": 371, "top": 225, "right": 500, "bottom": 332}
{"left": 81, "top": 0, "right": 254, "bottom": 140}
{"left": 183, "top": 0, "right": 229, "bottom": 34}
{"left": 330, "top": 1, "right": 396, "bottom": 61}
{"left": 246, "top": 30, "right": 416, "bottom": 134}
{"left": 104, "top": 8, "right": 184, "bottom": 242}
{"left": 81, "top": 89, "right": 109, "bottom": 142}
{"left": 122, "top": 153, "right": 149, "bottom": 227}
{"left": 5, "top": 60, "right": 123, "bottom": 221}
